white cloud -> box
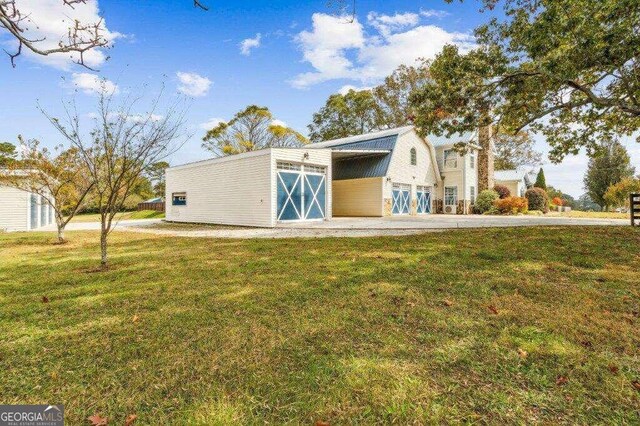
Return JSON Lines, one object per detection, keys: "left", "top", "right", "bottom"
{"left": 420, "top": 9, "right": 450, "bottom": 18}
{"left": 2, "top": 0, "right": 121, "bottom": 69}
{"left": 367, "top": 12, "right": 420, "bottom": 38}
{"left": 270, "top": 119, "right": 287, "bottom": 127}
{"left": 338, "top": 84, "right": 372, "bottom": 95}
{"left": 199, "top": 117, "right": 226, "bottom": 130}
{"left": 176, "top": 72, "right": 212, "bottom": 97}
{"left": 69, "top": 72, "right": 119, "bottom": 95}
{"left": 291, "top": 11, "right": 474, "bottom": 88}
{"left": 240, "top": 33, "right": 262, "bottom": 55}
{"left": 291, "top": 13, "right": 365, "bottom": 88}
{"left": 125, "top": 114, "right": 163, "bottom": 123}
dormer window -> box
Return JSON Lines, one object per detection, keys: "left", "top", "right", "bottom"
{"left": 410, "top": 148, "right": 417, "bottom": 165}
{"left": 444, "top": 149, "right": 457, "bottom": 168}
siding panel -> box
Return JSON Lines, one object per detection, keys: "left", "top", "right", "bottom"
{"left": 332, "top": 177, "right": 383, "bottom": 217}
{"left": 165, "top": 150, "right": 273, "bottom": 227}
{"left": 0, "top": 185, "right": 28, "bottom": 231}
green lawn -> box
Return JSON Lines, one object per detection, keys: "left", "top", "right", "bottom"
{"left": 1, "top": 228, "right": 639, "bottom": 424}
{"left": 71, "top": 210, "right": 165, "bottom": 223}
{"left": 547, "top": 210, "right": 629, "bottom": 219}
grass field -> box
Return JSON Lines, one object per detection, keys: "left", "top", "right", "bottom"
{"left": 1, "top": 227, "right": 639, "bottom": 424}
{"left": 71, "top": 210, "right": 165, "bottom": 223}
{"left": 547, "top": 210, "right": 629, "bottom": 219}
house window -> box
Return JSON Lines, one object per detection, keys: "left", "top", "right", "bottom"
{"left": 410, "top": 147, "right": 417, "bottom": 165}
{"left": 172, "top": 192, "right": 187, "bottom": 206}
{"left": 277, "top": 161, "right": 301, "bottom": 171}
{"left": 444, "top": 149, "right": 457, "bottom": 168}
{"left": 445, "top": 186, "right": 458, "bottom": 206}
{"left": 470, "top": 186, "right": 476, "bottom": 204}
{"left": 470, "top": 151, "right": 475, "bottom": 169}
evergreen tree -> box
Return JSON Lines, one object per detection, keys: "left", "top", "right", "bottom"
{"left": 534, "top": 168, "right": 547, "bottom": 190}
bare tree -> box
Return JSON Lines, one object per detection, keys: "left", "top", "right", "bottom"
{"left": 43, "top": 88, "right": 187, "bottom": 268}
{"left": 0, "top": 0, "right": 207, "bottom": 68}
{"left": 0, "top": 136, "right": 94, "bottom": 243}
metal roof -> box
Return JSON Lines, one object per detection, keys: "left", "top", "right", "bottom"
{"left": 494, "top": 169, "right": 527, "bottom": 182}
{"left": 331, "top": 134, "right": 398, "bottom": 180}
{"left": 307, "top": 126, "right": 414, "bottom": 149}
{"left": 426, "top": 131, "right": 477, "bottom": 148}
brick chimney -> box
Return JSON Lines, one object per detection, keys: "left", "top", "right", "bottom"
{"left": 477, "top": 125, "right": 494, "bottom": 192}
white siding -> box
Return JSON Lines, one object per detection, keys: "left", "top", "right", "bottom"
{"left": 270, "top": 148, "right": 333, "bottom": 223}
{"left": 385, "top": 131, "right": 440, "bottom": 213}
{"left": 165, "top": 148, "right": 333, "bottom": 228}
{"left": 0, "top": 185, "right": 29, "bottom": 231}
{"left": 165, "top": 150, "right": 274, "bottom": 227}
{"left": 435, "top": 146, "right": 479, "bottom": 206}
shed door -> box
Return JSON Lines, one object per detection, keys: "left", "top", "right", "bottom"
{"left": 417, "top": 186, "right": 432, "bottom": 214}
{"left": 277, "top": 163, "right": 326, "bottom": 221}
{"left": 392, "top": 183, "right": 411, "bottom": 215}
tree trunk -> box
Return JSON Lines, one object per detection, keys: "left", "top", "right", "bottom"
{"left": 100, "top": 231, "right": 108, "bottom": 269}
{"left": 57, "top": 225, "right": 65, "bottom": 243}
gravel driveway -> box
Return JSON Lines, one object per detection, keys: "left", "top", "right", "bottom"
{"left": 37, "top": 215, "right": 630, "bottom": 239}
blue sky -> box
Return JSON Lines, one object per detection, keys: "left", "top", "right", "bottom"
{"left": 0, "top": 0, "right": 637, "bottom": 197}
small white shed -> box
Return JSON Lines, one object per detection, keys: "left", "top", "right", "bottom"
{"left": 165, "top": 148, "right": 333, "bottom": 227}
{"left": 0, "top": 185, "right": 55, "bottom": 232}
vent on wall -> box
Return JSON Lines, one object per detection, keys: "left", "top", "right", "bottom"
{"left": 444, "top": 205, "right": 457, "bottom": 214}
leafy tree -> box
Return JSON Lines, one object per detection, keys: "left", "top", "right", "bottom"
{"left": 603, "top": 178, "right": 640, "bottom": 209}
{"left": 146, "top": 161, "right": 170, "bottom": 197}
{"left": 534, "top": 168, "right": 547, "bottom": 190}
{"left": 308, "top": 64, "right": 431, "bottom": 142}
{"left": 308, "top": 90, "right": 378, "bottom": 143}
{"left": 0, "top": 142, "right": 17, "bottom": 167}
{"left": 203, "top": 105, "right": 307, "bottom": 156}
{"left": 372, "top": 63, "right": 431, "bottom": 129}
{"left": 493, "top": 130, "right": 542, "bottom": 170}
{"left": 411, "top": 0, "right": 640, "bottom": 163}
{"left": 45, "top": 90, "right": 186, "bottom": 268}
{"left": 576, "top": 193, "right": 601, "bottom": 211}
{"left": 546, "top": 186, "right": 577, "bottom": 209}
{"left": 0, "top": 137, "right": 94, "bottom": 243}
{"left": 583, "top": 141, "right": 635, "bottom": 210}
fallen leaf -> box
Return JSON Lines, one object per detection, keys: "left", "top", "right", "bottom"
{"left": 124, "top": 414, "right": 137, "bottom": 426}
{"left": 632, "top": 381, "right": 640, "bottom": 392}
{"left": 315, "top": 421, "right": 330, "bottom": 426}
{"left": 517, "top": 348, "right": 528, "bottom": 359}
{"left": 443, "top": 299, "right": 453, "bottom": 307}
{"left": 608, "top": 364, "right": 619, "bottom": 374}
{"left": 488, "top": 305, "right": 498, "bottom": 315}
{"left": 87, "top": 414, "right": 108, "bottom": 425}
{"left": 42, "top": 296, "right": 49, "bottom": 303}
{"left": 132, "top": 315, "right": 139, "bottom": 323}
{"left": 556, "top": 376, "right": 568, "bottom": 386}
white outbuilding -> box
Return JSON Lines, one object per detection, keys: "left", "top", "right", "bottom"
{"left": 165, "top": 126, "right": 488, "bottom": 227}
{"left": 0, "top": 185, "right": 55, "bottom": 232}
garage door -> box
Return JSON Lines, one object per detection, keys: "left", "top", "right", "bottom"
{"left": 392, "top": 183, "right": 411, "bottom": 215}
{"left": 277, "top": 162, "right": 326, "bottom": 221}
{"left": 417, "top": 186, "right": 432, "bottom": 214}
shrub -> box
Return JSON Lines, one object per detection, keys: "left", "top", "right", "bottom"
{"left": 494, "top": 196, "right": 528, "bottom": 214}
{"left": 493, "top": 184, "right": 511, "bottom": 199}
{"left": 551, "top": 196, "right": 564, "bottom": 206}
{"left": 525, "top": 187, "right": 549, "bottom": 212}
{"left": 474, "top": 190, "right": 499, "bottom": 214}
